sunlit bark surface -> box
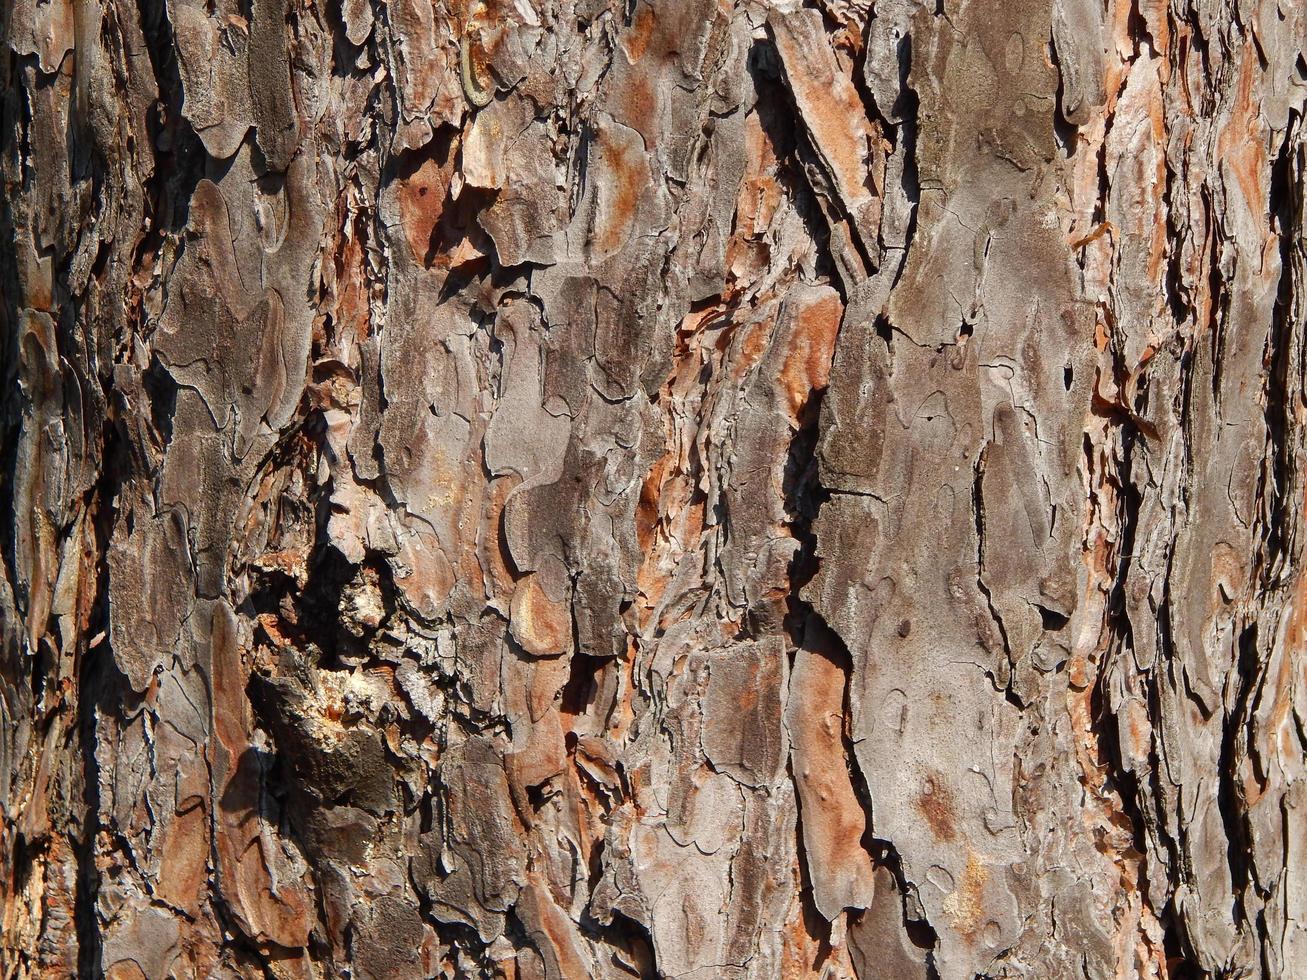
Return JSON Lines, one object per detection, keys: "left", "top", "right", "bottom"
{"left": 2, "top": 0, "right": 1306, "bottom": 976}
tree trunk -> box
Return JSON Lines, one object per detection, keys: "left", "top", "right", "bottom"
{"left": 2, "top": 0, "right": 1305, "bottom": 976}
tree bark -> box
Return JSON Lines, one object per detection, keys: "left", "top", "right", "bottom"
{"left": 2, "top": 0, "right": 1305, "bottom": 976}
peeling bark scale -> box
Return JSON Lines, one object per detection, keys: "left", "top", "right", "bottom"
{"left": 1, "top": 0, "right": 1305, "bottom": 976}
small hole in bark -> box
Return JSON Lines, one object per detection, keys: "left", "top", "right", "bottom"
{"left": 526, "top": 782, "right": 552, "bottom": 810}
{"left": 1063, "top": 364, "right": 1073, "bottom": 390}
{"left": 874, "top": 314, "right": 893, "bottom": 348}
{"left": 1037, "top": 605, "right": 1069, "bottom": 632}
{"left": 143, "top": 355, "right": 178, "bottom": 447}
{"left": 560, "top": 653, "right": 602, "bottom": 716}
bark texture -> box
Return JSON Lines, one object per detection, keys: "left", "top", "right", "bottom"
{"left": 2, "top": 0, "right": 1306, "bottom": 976}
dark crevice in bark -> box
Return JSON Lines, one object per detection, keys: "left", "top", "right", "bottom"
{"left": 883, "top": 28, "right": 921, "bottom": 280}
{"left": 874, "top": 312, "right": 895, "bottom": 352}
{"left": 1160, "top": 900, "right": 1203, "bottom": 980}
{"left": 559, "top": 650, "right": 604, "bottom": 717}
{"left": 1146, "top": 661, "right": 1189, "bottom": 884}
{"left": 593, "top": 909, "right": 658, "bottom": 978}
{"left": 134, "top": 0, "right": 207, "bottom": 239}
{"left": 780, "top": 388, "right": 825, "bottom": 624}
{"left": 72, "top": 413, "right": 128, "bottom": 978}
{"left": 1047, "top": 32, "right": 1080, "bottom": 158}
{"left": 9, "top": 51, "right": 35, "bottom": 190}
{"left": 1203, "top": 212, "right": 1229, "bottom": 416}
{"left": 1217, "top": 623, "right": 1258, "bottom": 925}
{"left": 850, "top": 677, "right": 940, "bottom": 980}
{"left": 207, "top": 889, "right": 292, "bottom": 980}
{"left": 780, "top": 750, "right": 838, "bottom": 965}
{"left": 780, "top": 376, "right": 851, "bottom": 959}
{"left": 782, "top": 369, "right": 938, "bottom": 972}
{"left": 866, "top": 837, "right": 942, "bottom": 980}
{"left": 1088, "top": 657, "right": 1150, "bottom": 859}
{"left": 747, "top": 41, "right": 842, "bottom": 291}
{"left": 1162, "top": 175, "right": 1194, "bottom": 332}
{"left": 0, "top": 49, "right": 28, "bottom": 612}
{"left": 323, "top": 0, "right": 364, "bottom": 78}
{"left": 0, "top": 364, "right": 21, "bottom": 621}
{"left": 1096, "top": 418, "right": 1193, "bottom": 969}
{"left": 142, "top": 353, "right": 179, "bottom": 452}
{"left": 762, "top": 10, "right": 945, "bottom": 961}
{"left": 424, "top": 917, "right": 496, "bottom": 976}
{"left": 1258, "top": 113, "right": 1301, "bottom": 584}
{"left": 970, "top": 446, "right": 1018, "bottom": 704}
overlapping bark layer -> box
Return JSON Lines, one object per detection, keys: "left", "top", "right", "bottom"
{"left": 1, "top": 0, "right": 1305, "bottom": 976}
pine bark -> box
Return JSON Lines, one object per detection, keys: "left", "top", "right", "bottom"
{"left": 2, "top": 0, "right": 1305, "bottom": 977}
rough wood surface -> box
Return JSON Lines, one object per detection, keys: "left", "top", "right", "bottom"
{"left": 1, "top": 0, "right": 1305, "bottom": 976}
